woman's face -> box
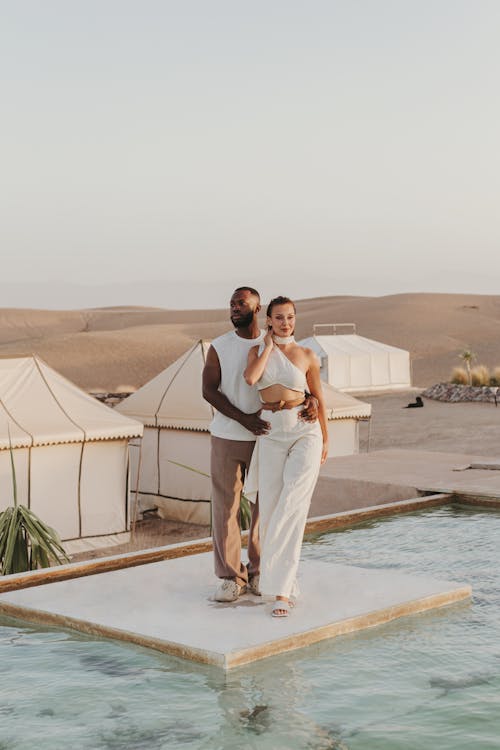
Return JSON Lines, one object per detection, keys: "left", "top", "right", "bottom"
{"left": 267, "top": 303, "right": 296, "bottom": 337}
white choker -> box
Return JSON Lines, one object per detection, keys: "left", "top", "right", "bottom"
{"left": 272, "top": 334, "right": 295, "bottom": 345}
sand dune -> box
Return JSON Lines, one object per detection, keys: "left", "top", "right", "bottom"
{"left": 1, "top": 293, "right": 500, "bottom": 390}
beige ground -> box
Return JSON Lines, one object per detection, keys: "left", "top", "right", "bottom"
{"left": 360, "top": 391, "right": 500, "bottom": 457}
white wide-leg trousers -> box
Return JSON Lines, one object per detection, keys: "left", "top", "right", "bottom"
{"left": 256, "top": 407, "right": 322, "bottom": 600}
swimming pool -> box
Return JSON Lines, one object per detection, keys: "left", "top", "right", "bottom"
{"left": 1, "top": 505, "right": 499, "bottom": 749}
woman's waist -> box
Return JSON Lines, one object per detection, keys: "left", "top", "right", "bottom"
{"left": 259, "top": 384, "right": 305, "bottom": 409}
{"left": 260, "top": 404, "right": 322, "bottom": 436}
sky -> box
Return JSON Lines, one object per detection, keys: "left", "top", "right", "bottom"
{"left": 2, "top": 0, "right": 499, "bottom": 309}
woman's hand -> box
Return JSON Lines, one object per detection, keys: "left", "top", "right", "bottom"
{"left": 320, "top": 442, "right": 329, "bottom": 464}
{"left": 263, "top": 329, "right": 273, "bottom": 348}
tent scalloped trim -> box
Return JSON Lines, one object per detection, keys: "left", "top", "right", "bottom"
{"left": 138, "top": 413, "right": 369, "bottom": 432}
{"left": 0, "top": 432, "right": 143, "bottom": 451}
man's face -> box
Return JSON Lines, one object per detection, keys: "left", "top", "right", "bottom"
{"left": 230, "top": 290, "right": 260, "bottom": 328}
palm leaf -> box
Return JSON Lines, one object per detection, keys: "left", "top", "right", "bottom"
{"left": 19, "top": 507, "right": 69, "bottom": 559}
{"left": 0, "top": 505, "right": 70, "bottom": 575}
{"left": 3, "top": 507, "right": 22, "bottom": 571}
{"left": 7, "top": 429, "right": 18, "bottom": 508}
{"left": 0, "top": 431, "right": 70, "bottom": 575}
{"left": 20, "top": 507, "right": 68, "bottom": 559}
{"left": 239, "top": 492, "right": 251, "bottom": 532}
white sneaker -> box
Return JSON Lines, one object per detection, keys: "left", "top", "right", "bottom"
{"left": 248, "top": 574, "right": 261, "bottom": 596}
{"left": 214, "top": 579, "right": 244, "bottom": 602}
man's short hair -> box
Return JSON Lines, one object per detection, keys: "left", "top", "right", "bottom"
{"left": 233, "top": 286, "right": 260, "bottom": 301}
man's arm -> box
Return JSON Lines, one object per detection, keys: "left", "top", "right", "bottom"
{"left": 202, "top": 345, "right": 270, "bottom": 436}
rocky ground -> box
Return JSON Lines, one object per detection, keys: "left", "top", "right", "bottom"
{"left": 422, "top": 383, "right": 499, "bottom": 403}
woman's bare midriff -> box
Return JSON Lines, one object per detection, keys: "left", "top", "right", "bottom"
{"left": 259, "top": 384, "right": 305, "bottom": 404}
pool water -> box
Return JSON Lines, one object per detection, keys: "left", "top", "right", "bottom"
{"left": 1, "top": 505, "right": 499, "bottom": 749}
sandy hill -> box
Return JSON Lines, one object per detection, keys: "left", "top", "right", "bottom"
{"left": 0, "top": 293, "right": 499, "bottom": 391}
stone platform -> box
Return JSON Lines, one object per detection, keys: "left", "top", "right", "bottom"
{"left": 311, "top": 449, "right": 500, "bottom": 517}
{"left": 0, "top": 552, "right": 471, "bottom": 669}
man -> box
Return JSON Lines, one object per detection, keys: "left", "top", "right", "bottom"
{"left": 202, "top": 286, "right": 318, "bottom": 602}
{"left": 202, "top": 287, "right": 268, "bottom": 602}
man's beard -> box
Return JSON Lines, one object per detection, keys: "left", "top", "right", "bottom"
{"left": 231, "top": 311, "right": 254, "bottom": 328}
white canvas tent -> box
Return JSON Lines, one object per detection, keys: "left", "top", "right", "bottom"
{"left": 300, "top": 331, "right": 411, "bottom": 392}
{"left": 0, "top": 357, "right": 143, "bottom": 554}
{"left": 322, "top": 381, "right": 372, "bottom": 457}
{"left": 117, "top": 340, "right": 371, "bottom": 525}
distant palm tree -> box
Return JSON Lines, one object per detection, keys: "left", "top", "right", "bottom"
{"left": 459, "top": 349, "right": 476, "bottom": 386}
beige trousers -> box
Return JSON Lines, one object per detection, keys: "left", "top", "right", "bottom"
{"left": 210, "top": 436, "right": 260, "bottom": 587}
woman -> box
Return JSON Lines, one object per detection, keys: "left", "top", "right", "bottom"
{"left": 244, "top": 296, "right": 328, "bottom": 617}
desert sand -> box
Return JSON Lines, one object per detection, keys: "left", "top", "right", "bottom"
{"left": 1, "top": 292, "right": 500, "bottom": 391}
{"left": 360, "top": 391, "right": 500, "bottom": 457}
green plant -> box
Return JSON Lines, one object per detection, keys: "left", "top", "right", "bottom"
{"left": 167, "top": 460, "right": 252, "bottom": 531}
{"left": 0, "top": 439, "right": 69, "bottom": 575}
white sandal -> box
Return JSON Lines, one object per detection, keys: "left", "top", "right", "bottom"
{"left": 271, "top": 600, "right": 290, "bottom": 618}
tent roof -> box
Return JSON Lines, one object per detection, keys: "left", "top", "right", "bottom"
{"left": 116, "top": 340, "right": 214, "bottom": 430}
{"left": 300, "top": 334, "right": 409, "bottom": 358}
{"left": 116, "top": 340, "right": 371, "bottom": 430}
{"left": 322, "top": 383, "right": 371, "bottom": 420}
{"left": 0, "top": 357, "right": 143, "bottom": 450}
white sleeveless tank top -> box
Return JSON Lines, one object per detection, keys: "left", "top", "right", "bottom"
{"left": 257, "top": 343, "right": 307, "bottom": 393}
{"left": 209, "top": 329, "right": 265, "bottom": 440}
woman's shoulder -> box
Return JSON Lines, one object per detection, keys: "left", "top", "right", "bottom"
{"left": 299, "top": 346, "right": 320, "bottom": 367}
{"left": 298, "top": 344, "right": 317, "bottom": 358}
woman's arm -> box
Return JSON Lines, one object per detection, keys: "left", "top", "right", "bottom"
{"left": 244, "top": 332, "right": 273, "bottom": 385}
{"left": 305, "top": 351, "right": 329, "bottom": 464}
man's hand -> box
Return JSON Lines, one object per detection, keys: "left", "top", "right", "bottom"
{"left": 299, "top": 394, "right": 319, "bottom": 423}
{"left": 241, "top": 410, "right": 271, "bottom": 436}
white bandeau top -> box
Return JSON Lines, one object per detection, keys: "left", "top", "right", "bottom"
{"left": 256, "top": 342, "right": 307, "bottom": 393}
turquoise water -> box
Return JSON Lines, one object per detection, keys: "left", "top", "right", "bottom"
{"left": 1, "top": 505, "right": 499, "bottom": 749}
